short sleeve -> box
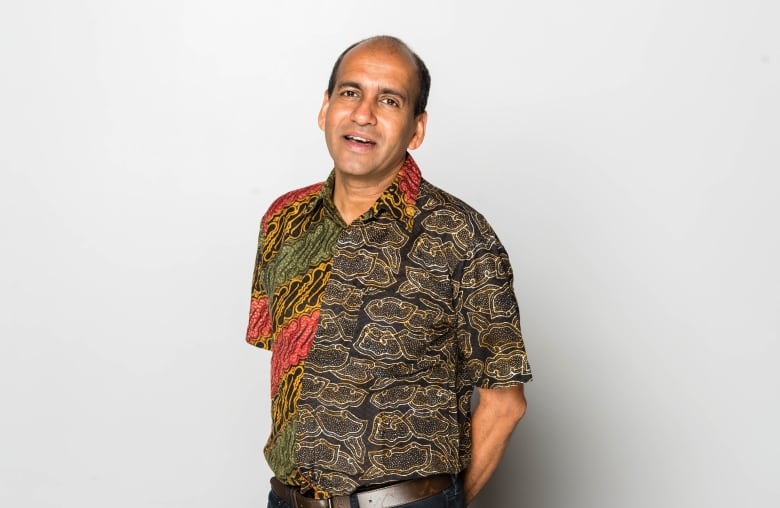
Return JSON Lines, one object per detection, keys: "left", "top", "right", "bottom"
{"left": 455, "top": 233, "right": 532, "bottom": 388}
{"left": 246, "top": 226, "right": 273, "bottom": 350}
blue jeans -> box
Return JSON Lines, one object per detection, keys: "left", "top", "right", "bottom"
{"left": 267, "top": 476, "right": 465, "bottom": 508}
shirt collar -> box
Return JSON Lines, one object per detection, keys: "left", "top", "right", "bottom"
{"left": 308, "top": 153, "right": 423, "bottom": 231}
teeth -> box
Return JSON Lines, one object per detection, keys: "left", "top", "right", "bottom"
{"left": 347, "top": 135, "right": 370, "bottom": 143}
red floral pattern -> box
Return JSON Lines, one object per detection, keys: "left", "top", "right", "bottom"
{"left": 397, "top": 155, "right": 422, "bottom": 206}
{"left": 246, "top": 297, "right": 272, "bottom": 346}
{"left": 270, "top": 311, "right": 320, "bottom": 395}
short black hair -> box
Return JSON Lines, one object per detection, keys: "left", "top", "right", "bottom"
{"left": 326, "top": 36, "right": 431, "bottom": 117}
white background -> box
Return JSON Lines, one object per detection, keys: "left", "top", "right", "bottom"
{"left": 1, "top": 1, "right": 778, "bottom": 507}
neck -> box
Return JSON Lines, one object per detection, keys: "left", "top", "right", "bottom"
{"left": 332, "top": 169, "right": 399, "bottom": 225}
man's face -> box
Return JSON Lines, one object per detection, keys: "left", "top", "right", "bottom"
{"left": 318, "top": 43, "right": 427, "bottom": 183}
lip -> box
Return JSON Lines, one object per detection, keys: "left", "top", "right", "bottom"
{"left": 343, "top": 131, "right": 376, "bottom": 143}
{"left": 342, "top": 132, "right": 377, "bottom": 152}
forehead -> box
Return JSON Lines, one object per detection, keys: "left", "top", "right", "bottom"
{"left": 335, "top": 43, "right": 418, "bottom": 93}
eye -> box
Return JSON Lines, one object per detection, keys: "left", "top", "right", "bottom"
{"left": 381, "top": 97, "right": 399, "bottom": 107}
{"left": 341, "top": 89, "right": 359, "bottom": 98}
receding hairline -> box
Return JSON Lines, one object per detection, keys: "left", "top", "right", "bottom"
{"left": 337, "top": 37, "right": 420, "bottom": 83}
{"left": 347, "top": 36, "right": 418, "bottom": 64}
{"left": 327, "top": 35, "right": 431, "bottom": 116}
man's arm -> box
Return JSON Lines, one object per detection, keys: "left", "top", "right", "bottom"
{"left": 462, "top": 384, "right": 527, "bottom": 505}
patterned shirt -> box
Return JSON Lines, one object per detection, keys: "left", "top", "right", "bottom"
{"left": 246, "top": 153, "right": 532, "bottom": 498}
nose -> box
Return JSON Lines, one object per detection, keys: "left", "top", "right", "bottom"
{"left": 350, "top": 97, "right": 377, "bottom": 126}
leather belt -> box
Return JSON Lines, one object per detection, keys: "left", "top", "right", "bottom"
{"left": 270, "top": 474, "right": 452, "bottom": 508}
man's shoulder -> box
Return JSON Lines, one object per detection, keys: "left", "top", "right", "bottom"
{"left": 261, "top": 182, "right": 324, "bottom": 231}
{"left": 416, "top": 179, "right": 502, "bottom": 246}
{"left": 417, "top": 179, "right": 492, "bottom": 225}
{"left": 266, "top": 182, "right": 324, "bottom": 216}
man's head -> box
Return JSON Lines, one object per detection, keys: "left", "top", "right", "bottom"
{"left": 318, "top": 36, "right": 430, "bottom": 184}
{"left": 327, "top": 36, "right": 431, "bottom": 117}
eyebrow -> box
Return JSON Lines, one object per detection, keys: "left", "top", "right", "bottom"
{"left": 338, "top": 81, "right": 407, "bottom": 102}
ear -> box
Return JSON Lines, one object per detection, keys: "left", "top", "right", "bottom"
{"left": 317, "top": 90, "right": 329, "bottom": 131}
{"left": 406, "top": 111, "right": 427, "bottom": 150}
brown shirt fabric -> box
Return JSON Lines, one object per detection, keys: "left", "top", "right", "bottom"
{"left": 247, "top": 153, "right": 532, "bottom": 498}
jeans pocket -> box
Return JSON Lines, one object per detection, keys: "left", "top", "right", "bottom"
{"left": 268, "top": 489, "right": 288, "bottom": 508}
{"left": 445, "top": 477, "right": 465, "bottom": 508}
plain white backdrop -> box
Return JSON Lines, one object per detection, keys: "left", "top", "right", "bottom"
{"left": 1, "top": 1, "right": 778, "bottom": 507}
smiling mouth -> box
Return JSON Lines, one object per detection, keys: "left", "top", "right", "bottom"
{"left": 344, "top": 135, "right": 375, "bottom": 145}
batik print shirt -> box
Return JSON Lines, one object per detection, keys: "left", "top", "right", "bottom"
{"left": 246, "top": 153, "right": 532, "bottom": 498}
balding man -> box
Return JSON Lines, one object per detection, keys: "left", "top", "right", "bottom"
{"left": 246, "top": 35, "right": 532, "bottom": 508}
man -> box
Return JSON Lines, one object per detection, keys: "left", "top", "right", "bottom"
{"left": 246, "top": 35, "right": 532, "bottom": 508}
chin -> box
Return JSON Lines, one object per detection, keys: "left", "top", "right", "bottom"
{"left": 332, "top": 155, "right": 375, "bottom": 175}
{"left": 335, "top": 164, "right": 375, "bottom": 177}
